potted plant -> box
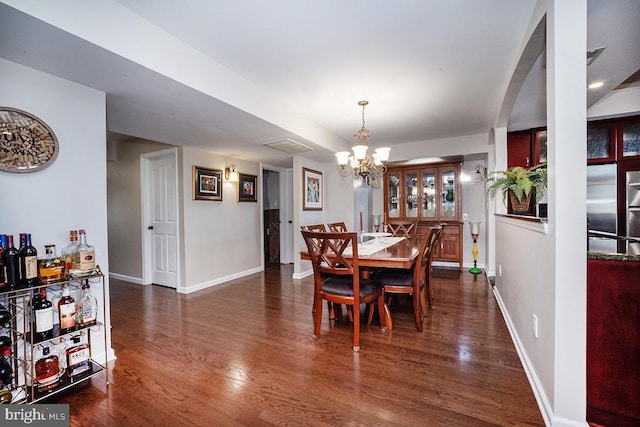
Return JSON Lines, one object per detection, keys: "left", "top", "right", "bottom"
{"left": 486, "top": 164, "right": 547, "bottom": 215}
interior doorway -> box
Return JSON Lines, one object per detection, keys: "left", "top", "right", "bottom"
{"left": 263, "top": 169, "right": 280, "bottom": 267}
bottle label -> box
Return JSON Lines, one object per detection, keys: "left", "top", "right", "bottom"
{"left": 67, "top": 345, "right": 91, "bottom": 376}
{"left": 79, "top": 296, "right": 97, "bottom": 325}
{"left": 35, "top": 306, "right": 54, "bottom": 333}
{"left": 78, "top": 249, "right": 95, "bottom": 272}
{"left": 59, "top": 302, "right": 76, "bottom": 330}
{"left": 25, "top": 256, "right": 38, "bottom": 279}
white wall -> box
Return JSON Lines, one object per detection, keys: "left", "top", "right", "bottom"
{"left": 0, "top": 58, "right": 114, "bottom": 363}
{"left": 107, "top": 139, "right": 170, "bottom": 282}
{"left": 181, "top": 147, "right": 262, "bottom": 292}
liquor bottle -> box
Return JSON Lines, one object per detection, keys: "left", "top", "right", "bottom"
{"left": 33, "top": 287, "right": 54, "bottom": 342}
{"left": 19, "top": 233, "right": 38, "bottom": 288}
{"left": 2, "top": 235, "right": 20, "bottom": 290}
{"left": 66, "top": 335, "right": 90, "bottom": 377}
{"left": 35, "top": 346, "right": 60, "bottom": 392}
{"left": 69, "top": 229, "right": 95, "bottom": 277}
{"left": 0, "top": 346, "right": 12, "bottom": 386}
{"left": 0, "top": 305, "right": 10, "bottom": 327}
{"left": 0, "top": 234, "right": 6, "bottom": 291}
{"left": 0, "top": 335, "right": 11, "bottom": 350}
{"left": 57, "top": 284, "right": 76, "bottom": 334}
{"left": 62, "top": 230, "right": 78, "bottom": 276}
{"left": 76, "top": 282, "right": 98, "bottom": 327}
{"left": 38, "top": 244, "right": 66, "bottom": 284}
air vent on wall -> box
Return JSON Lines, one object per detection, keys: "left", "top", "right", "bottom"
{"left": 587, "top": 46, "right": 606, "bottom": 66}
{"left": 263, "top": 139, "right": 312, "bottom": 154}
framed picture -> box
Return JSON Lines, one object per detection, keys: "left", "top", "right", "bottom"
{"left": 238, "top": 173, "right": 257, "bottom": 202}
{"left": 303, "top": 167, "right": 323, "bottom": 211}
{"left": 192, "top": 166, "right": 223, "bottom": 201}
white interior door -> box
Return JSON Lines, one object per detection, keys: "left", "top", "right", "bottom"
{"left": 143, "top": 149, "right": 179, "bottom": 288}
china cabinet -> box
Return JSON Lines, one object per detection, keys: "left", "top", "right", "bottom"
{"left": 384, "top": 162, "right": 463, "bottom": 269}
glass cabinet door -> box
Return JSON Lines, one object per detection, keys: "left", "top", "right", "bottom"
{"left": 440, "top": 169, "right": 457, "bottom": 219}
{"left": 387, "top": 171, "right": 401, "bottom": 218}
{"left": 405, "top": 170, "right": 419, "bottom": 218}
{"left": 421, "top": 169, "right": 436, "bottom": 219}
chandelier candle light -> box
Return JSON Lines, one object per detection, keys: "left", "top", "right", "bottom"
{"left": 335, "top": 100, "right": 390, "bottom": 186}
{"left": 469, "top": 221, "right": 482, "bottom": 274}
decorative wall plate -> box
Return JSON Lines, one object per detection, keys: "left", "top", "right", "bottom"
{"left": 0, "top": 107, "right": 59, "bottom": 173}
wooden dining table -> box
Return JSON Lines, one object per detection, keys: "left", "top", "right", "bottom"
{"left": 300, "top": 235, "right": 421, "bottom": 330}
{"left": 299, "top": 235, "right": 420, "bottom": 269}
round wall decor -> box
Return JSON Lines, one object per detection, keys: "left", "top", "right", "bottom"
{"left": 0, "top": 107, "right": 59, "bottom": 173}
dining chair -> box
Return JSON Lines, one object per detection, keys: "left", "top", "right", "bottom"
{"left": 385, "top": 221, "right": 417, "bottom": 238}
{"left": 301, "top": 230, "right": 386, "bottom": 352}
{"left": 377, "top": 226, "right": 442, "bottom": 332}
{"left": 300, "top": 224, "right": 327, "bottom": 232}
{"left": 327, "top": 222, "right": 347, "bottom": 232}
{"left": 426, "top": 223, "right": 446, "bottom": 308}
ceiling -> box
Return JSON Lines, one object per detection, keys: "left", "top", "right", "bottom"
{"left": 0, "top": 1, "right": 638, "bottom": 168}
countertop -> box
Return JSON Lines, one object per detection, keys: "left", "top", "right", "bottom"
{"left": 588, "top": 232, "right": 640, "bottom": 262}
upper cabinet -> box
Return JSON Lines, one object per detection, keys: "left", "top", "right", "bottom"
{"left": 587, "top": 115, "right": 640, "bottom": 164}
{"left": 507, "top": 127, "right": 547, "bottom": 168}
{"left": 385, "top": 163, "right": 461, "bottom": 222}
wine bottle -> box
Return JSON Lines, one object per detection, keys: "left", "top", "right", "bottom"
{"left": 0, "top": 234, "right": 7, "bottom": 291}
{"left": 57, "top": 284, "right": 76, "bottom": 334}
{"left": 33, "top": 287, "right": 54, "bottom": 341}
{"left": 19, "top": 233, "right": 38, "bottom": 288}
{"left": 3, "top": 235, "right": 20, "bottom": 290}
{"left": 0, "top": 306, "right": 11, "bottom": 327}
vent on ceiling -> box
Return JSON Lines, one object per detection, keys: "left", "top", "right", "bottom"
{"left": 587, "top": 46, "right": 606, "bottom": 66}
{"left": 263, "top": 139, "right": 312, "bottom": 154}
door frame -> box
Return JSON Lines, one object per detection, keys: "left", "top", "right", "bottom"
{"left": 261, "top": 164, "right": 294, "bottom": 265}
{"left": 140, "top": 147, "right": 182, "bottom": 289}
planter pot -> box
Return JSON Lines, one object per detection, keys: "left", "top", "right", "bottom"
{"left": 508, "top": 191, "right": 531, "bottom": 215}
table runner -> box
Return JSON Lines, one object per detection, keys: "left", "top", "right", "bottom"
{"left": 343, "top": 236, "right": 405, "bottom": 256}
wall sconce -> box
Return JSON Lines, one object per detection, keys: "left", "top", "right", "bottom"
{"left": 473, "top": 165, "right": 487, "bottom": 182}
{"left": 225, "top": 164, "right": 239, "bottom": 181}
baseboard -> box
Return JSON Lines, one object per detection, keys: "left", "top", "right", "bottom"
{"left": 493, "top": 286, "right": 553, "bottom": 426}
{"left": 109, "top": 272, "right": 143, "bottom": 285}
{"left": 293, "top": 269, "right": 313, "bottom": 279}
{"left": 178, "top": 266, "right": 263, "bottom": 294}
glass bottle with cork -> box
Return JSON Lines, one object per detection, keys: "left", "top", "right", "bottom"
{"left": 38, "top": 244, "right": 66, "bottom": 284}
{"left": 76, "top": 281, "right": 98, "bottom": 327}
{"left": 61, "top": 230, "right": 78, "bottom": 277}
{"left": 3, "top": 235, "right": 20, "bottom": 290}
{"left": 69, "top": 229, "right": 95, "bottom": 277}
{"left": 35, "top": 346, "right": 60, "bottom": 392}
{"left": 57, "top": 284, "right": 76, "bottom": 334}
{"left": 33, "top": 287, "right": 54, "bottom": 342}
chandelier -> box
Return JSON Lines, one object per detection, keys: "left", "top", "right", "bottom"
{"left": 335, "top": 100, "right": 390, "bottom": 186}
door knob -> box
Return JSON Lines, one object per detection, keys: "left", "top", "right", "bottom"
{"left": 147, "top": 225, "right": 154, "bottom": 230}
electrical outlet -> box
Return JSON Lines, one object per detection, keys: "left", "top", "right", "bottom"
{"left": 532, "top": 314, "right": 538, "bottom": 338}
{"left": 463, "top": 213, "right": 468, "bottom": 220}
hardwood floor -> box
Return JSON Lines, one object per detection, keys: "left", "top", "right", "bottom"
{"left": 55, "top": 265, "right": 544, "bottom": 426}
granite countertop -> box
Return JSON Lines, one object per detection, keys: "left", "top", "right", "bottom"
{"left": 587, "top": 251, "right": 640, "bottom": 262}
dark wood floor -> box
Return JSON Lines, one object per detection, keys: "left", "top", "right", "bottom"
{"left": 56, "top": 265, "right": 544, "bottom": 426}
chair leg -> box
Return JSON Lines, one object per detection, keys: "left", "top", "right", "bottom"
{"left": 419, "top": 287, "right": 429, "bottom": 317}
{"left": 426, "top": 275, "right": 435, "bottom": 309}
{"left": 352, "top": 303, "right": 360, "bottom": 352}
{"left": 328, "top": 301, "right": 335, "bottom": 320}
{"left": 383, "top": 302, "right": 393, "bottom": 331}
{"left": 413, "top": 291, "right": 424, "bottom": 332}
{"left": 313, "top": 297, "right": 323, "bottom": 340}
{"left": 377, "top": 295, "right": 387, "bottom": 330}
{"left": 367, "top": 302, "right": 375, "bottom": 325}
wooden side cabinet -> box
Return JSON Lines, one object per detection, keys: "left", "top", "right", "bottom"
{"left": 385, "top": 162, "right": 463, "bottom": 270}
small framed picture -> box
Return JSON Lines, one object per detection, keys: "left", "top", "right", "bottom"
{"left": 303, "top": 167, "right": 322, "bottom": 211}
{"left": 193, "top": 166, "right": 223, "bottom": 201}
{"left": 238, "top": 173, "right": 257, "bottom": 202}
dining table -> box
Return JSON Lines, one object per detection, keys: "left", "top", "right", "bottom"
{"left": 300, "top": 234, "right": 421, "bottom": 330}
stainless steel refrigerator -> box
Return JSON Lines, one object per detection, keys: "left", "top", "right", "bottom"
{"left": 587, "top": 164, "right": 617, "bottom": 252}
{"left": 626, "top": 170, "right": 640, "bottom": 254}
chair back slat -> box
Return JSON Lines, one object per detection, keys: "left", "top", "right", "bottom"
{"left": 327, "top": 222, "right": 348, "bottom": 233}
{"left": 302, "top": 230, "right": 358, "bottom": 277}
{"left": 385, "top": 221, "right": 416, "bottom": 238}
